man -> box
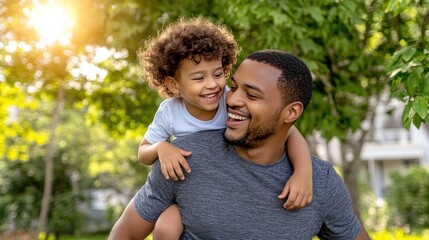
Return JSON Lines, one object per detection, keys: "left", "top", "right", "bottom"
{"left": 109, "top": 50, "right": 371, "bottom": 239}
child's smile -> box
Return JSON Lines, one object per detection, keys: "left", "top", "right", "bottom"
{"left": 175, "top": 58, "right": 226, "bottom": 121}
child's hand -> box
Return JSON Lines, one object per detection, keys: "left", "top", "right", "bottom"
{"left": 157, "top": 142, "right": 192, "bottom": 181}
{"left": 278, "top": 172, "right": 313, "bottom": 210}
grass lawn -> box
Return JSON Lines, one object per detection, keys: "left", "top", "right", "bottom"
{"left": 62, "top": 235, "right": 107, "bottom": 240}
{"left": 62, "top": 234, "right": 153, "bottom": 240}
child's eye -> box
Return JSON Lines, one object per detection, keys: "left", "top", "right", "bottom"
{"left": 214, "top": 72, "right": 224, "bottom": 78}
{"left": 230, "top": 85, "right": 237, "bottom": 91}
{"left": 193, "top": 77, "right": 204, "bottom": 81}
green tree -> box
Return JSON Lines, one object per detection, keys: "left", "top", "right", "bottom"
{"left": 385, "top": 0, "right": 429, "bottom": 129}
{"left": 218, "top": 0, "right": 428, "bottom": 220}
{"left": 0, "top": 0, "right": 104, "bottom": 233}
{"left": 0, "top": 97, "right": 147, "bottom": 237}
{"left": 0, "top": 0, "right": 157, "bottom": 235}
{"left": 220, "top": 0, "right": 378, "bottom": 221}
{"left": 2, "top": 0, "right": 427, "bottom": 233}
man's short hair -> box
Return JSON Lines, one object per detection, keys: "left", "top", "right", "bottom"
{"left": 246, "top": 50, "right": 312, "bottom": 109}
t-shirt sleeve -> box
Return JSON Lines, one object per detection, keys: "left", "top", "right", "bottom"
{"left": 134, "top": 160, "right": 175, "bottom": 223}
{"left": 144, "top": 100, "right": 173, "bottom": 144}
{"left": 317, "top": 165, "right": 362, "bottom": 240}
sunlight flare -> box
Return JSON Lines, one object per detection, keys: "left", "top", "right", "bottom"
{"left": 29, "top": 2, "right": 74, "bottom": 47}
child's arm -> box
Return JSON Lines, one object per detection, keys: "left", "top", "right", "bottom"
{"left": 278, "top": 126, "right": 313, "bottom": 210}
{"left": 138, "top": 138, "right": 192, "bottom": 181}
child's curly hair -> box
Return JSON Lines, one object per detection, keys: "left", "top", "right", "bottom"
{"left": 138, "top": 17, "right": 240, "bottom": 98}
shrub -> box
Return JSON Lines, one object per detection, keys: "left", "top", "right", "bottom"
{"left": 386, "top": 167, "right": 429, "bottom": 230}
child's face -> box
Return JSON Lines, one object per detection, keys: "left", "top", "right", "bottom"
{"left": 175, "top": 58, "right": 226, "bottom": 120}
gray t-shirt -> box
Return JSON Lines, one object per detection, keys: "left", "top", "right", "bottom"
{"left": 135, "top": 129, "right": 361, "bottom": 239}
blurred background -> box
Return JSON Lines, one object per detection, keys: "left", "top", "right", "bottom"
{"left": 1, "top": 0, "right": 428, "bottom": 239}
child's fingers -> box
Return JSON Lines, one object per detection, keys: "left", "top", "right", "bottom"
{"left": 178, "top": 158, "right": 191, "bottom": 173}
{"left": 161, "top": 163, "right": 170, "bottom": 180}
{"left": 278, "top": 183, "right": 290, "bottom": 199}
{"left": 285, "top": 193, "right": 312, "bottom": 210}
{"left": 172, "top": 161, "right": 185, "bottom": 181}
{"left": 293, "top": 194, "right": 305, "bottom": 209}
{"left": 180, "top": 149, "right": 192, "bottom": 157}
{"left": 166, "top": 162, "right": 179, "bottom": 181}
{"left": 283, "top": 192, "right": 297, "bottom": 209}
{"left": 307, "top": 195, "right": 313, "bottom": 205}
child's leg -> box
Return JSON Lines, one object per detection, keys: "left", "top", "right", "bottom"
{"left": 153, "top": 204, "right": 183, "bottom": 240}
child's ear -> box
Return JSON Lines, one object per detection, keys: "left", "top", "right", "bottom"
{"left": 165, "top": 76, "right": 180, "bottom": 95}
{"left": 282, "top": 102, "right": 304, "bottom": 124}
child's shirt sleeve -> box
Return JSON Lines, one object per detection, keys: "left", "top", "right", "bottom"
{"left": 144, "top": 99, "right": 174, "bottom": 144}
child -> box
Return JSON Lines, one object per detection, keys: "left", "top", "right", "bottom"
{"left": 137, "top": 17, "right": 313, "bottom": 239}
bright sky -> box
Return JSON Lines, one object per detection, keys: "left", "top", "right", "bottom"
{"left": 2, "top": 1, "right": 127, "bottom": 86}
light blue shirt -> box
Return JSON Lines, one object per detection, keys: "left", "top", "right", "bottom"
{"left": 144, "top": 89, "right": 228, "bottom": 144}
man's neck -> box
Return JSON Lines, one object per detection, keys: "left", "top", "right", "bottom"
{"left": 233, "top": 141, "right": 286, "bottom": 165}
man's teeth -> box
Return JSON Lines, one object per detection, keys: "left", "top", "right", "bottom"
{"left": 228, "top": 113, "right": 247, "bottom": 120}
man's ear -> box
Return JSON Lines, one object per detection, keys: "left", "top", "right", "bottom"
{"left": 282, "top": 101, "right": 304, "bottom": 123}
{"left": 165, "top": 76, "right": 180, "bottom": 95}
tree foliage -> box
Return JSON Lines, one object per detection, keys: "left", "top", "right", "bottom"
{"left": 388, "top": 46, "right": 429, "bottom": 129}
{"left": 0, "top": 101, "right": 147, "bottom": 235}
{"left": 1, "top": 0, "right": 428, "bottom": 235}
{"left": 383, "top": 0, "right": 429, "bottom": 129}
{"left": 216, "top": 0, "right": 428, "bottom": 220}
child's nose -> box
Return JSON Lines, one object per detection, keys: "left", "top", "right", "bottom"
{"left": 205, "top": 77, "right": 218, "bottom": 88}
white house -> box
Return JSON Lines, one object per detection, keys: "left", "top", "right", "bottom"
{"left": 315, "top": 100, "right": 429, "bottom": 198}
{"left": 360, "top": 100, "right": 429, "bottom": 198}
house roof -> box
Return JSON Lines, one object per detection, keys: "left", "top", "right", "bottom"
{"left": 361, "top": 143, "right": 426, "bottom": 161}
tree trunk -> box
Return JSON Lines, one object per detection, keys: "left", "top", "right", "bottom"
{"left": 37, "top": 80, "right": 64, "bottom": 235}
{"left": 340, "top": 140, "right": 363, "bottom": 222}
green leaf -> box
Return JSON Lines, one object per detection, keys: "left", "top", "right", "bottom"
{"left": 413, "top": 96, "right": 429, "bottom": 119}
{"left": 300, "top": 38, "right": 319, "bottom": 54}
{"left": 385, "top": 0, "right": 398, "bottom": 13}
{"left": 387, "top": 52, "right": 402, "bottom": 72}
{"left": 413, "top": 115, "right": 422, "bottom": 129}
{"left": 389, "top": 68, "right": 402, "bottom": 78}
{"left": 406, "top": 72, "right": 419, "bottom": 93}
{"left": 390, "top": 76, "right": 402, "bottom": 90}
{"left": 403, "top": 115, "right": 412, "bottom": 129}
{"left": 421, "top": 72, "right": 429, "bottom": 94}
{"left": 343, "top": 1, "right": 357, "bottom": 13}
{"left": 306, "top": 7, "right": 324, "bottom": 23}
{"left": 402, "top": 102, "right": 413, "bottom": 125}
{"left": 425, "top": 111, "right": 429, "bottom": 124}
{"left": 302, "top": 58, "right": 318, "bottom": 71}
{"left": 401, "top": 46, "right": 417, "bottom": 62}
{"left": 269, "top": 10, "right": 291, "bottom": 25}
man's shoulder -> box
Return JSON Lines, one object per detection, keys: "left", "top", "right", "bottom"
{"left": 311, "top": 156, "right": 337, "bottom": 178}
{"left": 311, "top": 156, "right": 347, "bottom": 196}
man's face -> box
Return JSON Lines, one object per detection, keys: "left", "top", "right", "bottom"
{"left": 224, "top": 59, "right": 285, "bottom": 148}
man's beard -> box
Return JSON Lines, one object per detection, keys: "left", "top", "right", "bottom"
{"left": 224, "top": 108, "right": 281, "bottom": 148}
